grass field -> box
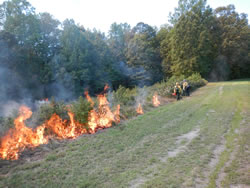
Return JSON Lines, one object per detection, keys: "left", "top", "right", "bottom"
{"left": 0, "top": 80, "right": 249, "bottom": 188}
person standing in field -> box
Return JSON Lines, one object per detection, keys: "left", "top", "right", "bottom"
{"left": 174, "top": 82, "right": 182, "bottom": 101}
{"left": 182, "top": 79, "right": 190, "bottom": 96}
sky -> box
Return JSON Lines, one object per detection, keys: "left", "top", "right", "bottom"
{"left": 0, "top": 0, "right": 249, "bottom": 33}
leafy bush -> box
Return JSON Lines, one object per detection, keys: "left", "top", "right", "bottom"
{"left": 113, "top": 86, "right": 138, "bottom": 105}
{"left": 110, "top": 73, "right": 207, "bottom": 119}
{"left": 119, "top": 105, "right": 137, "bottom": 119}
{"left": 167, "top": 75, "right": 186, "bottom": 86}
{"left": 186, "top": 73, "right": 208, "bottom": 89}
{"left": 31, "top": 98, "right": 68, "bottom": 125}
{"left": 30, "top": 96, "right": 92, "bottom": 128}
{"left": 146, "top": 73, "right": 207, "bottom": 98}
{"left": 70, "top": 96, "right": 93, "bottom": 124}
{"left": 149, "top": 80, "right": 172, "bottom": 97}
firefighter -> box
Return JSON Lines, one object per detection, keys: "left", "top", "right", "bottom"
{"left": 174, "top": 82, "right": 182, "bottom": 100}
{"left": 182, "top": 79, "right": 190, "bottom": 96}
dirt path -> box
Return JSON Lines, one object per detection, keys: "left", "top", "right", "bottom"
{"left": 129, "top": 128, "right": 200, "bottom": 188}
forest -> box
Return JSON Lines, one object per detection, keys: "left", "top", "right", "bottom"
{"left": 0, "top": 0, "right": 249, "bottom": 104}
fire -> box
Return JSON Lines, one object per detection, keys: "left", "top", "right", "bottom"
{"left": 0, "top": 106, "right": 48, "bottom": 160}
{"left": 45, "top": 112, "right": 86, "bottom": 139}
{"left": 103, "top": 84, "right": 109, "bottom": 91}
{"left": 84, "top": 91, "right": 94, "bottom": 107}
{"left": 152, "top": 93, "right": 160, "bottom": 107}
{"left": 136, "top": 103, "right": 144, "bottom": 114}
{"left": 87, "top": 92, "right": 120, "bottom": 133}
{"left": 0, "top": 86, "right": 120, "bottom": 160}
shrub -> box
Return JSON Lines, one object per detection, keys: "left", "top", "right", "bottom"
{"left": 149, "top": 80, "right": 173, "bottom": 97}
{"left": 31, "top": 98, "right": 68, "bottom": 125}
{"left": 186, "top": 73, "right": 208, "bottom": 90}
{"left": 147, "top": 73, "right": 207, "bottom": 98}
{"left": 113, "top": 86, "right": 137, "bottom": 105}
{"left": 70, "top": 96, "right": 93, "bottom": 124}
{"left": 119, "top": 105, "right": 137, "bottom": 119}
{"left": 167, "top": 75, "right": 185, "bottom": 86}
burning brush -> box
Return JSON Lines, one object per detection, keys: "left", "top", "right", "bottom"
{"left": 152, "top": 93, "right": 160, "bottom": 107}
{"left": 0, "top": 85, "right": 120, "bottom": 160}
{"left": 136, "top": 103, "right": 144, "bottom": 114}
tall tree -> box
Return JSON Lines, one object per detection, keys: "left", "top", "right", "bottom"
{"left": 169, "top": 0, "right": 207, "bottom": 24}
{"left": 126, "top": 22, "right": 163, "bottom": 84}
{"left": 162, "top": 0, "right": 216, "bottom": 77}
{"left": 0, "top": 0, "right": 56, "bottom": 99}
{"left": 108, "top": 22, "right": 131, "bottom": 63}
{"left": 157, "top": 25, "right": 173, "bottom": 78}
{"left": 213, "top": 5, "right": 250, "bottom": 79}
{"left": 52, "top": 20, "right": 115, "bottom": 95}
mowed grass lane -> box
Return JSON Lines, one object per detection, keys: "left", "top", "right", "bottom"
{"left": 0, "top": 80, "right": 249, "bottom": 188}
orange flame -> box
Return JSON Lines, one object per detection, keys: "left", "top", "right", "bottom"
{"left": 0, "top": 85, "right": 120, "bottom": 160}
{"left": 84, "top": 91, "right": 94, "bottom": 107}
{"left": 136, "top": 103, "right": 144, "bottom": 114}
{"left": 87, "top": 93, "right": 120, "bottom": 133}
{"left": 103, "top": 84, "right": 109, "bottom": 92}
{"left": 152, "top": 93, "right": 160, "bottom": 107}
{"left": 45, "top": 112, "right": 87, "bottom": 139}
{"left": 0, "top": 106, "right": 48, "bottom": 160}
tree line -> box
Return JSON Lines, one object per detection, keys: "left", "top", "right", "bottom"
{"left": 0, "top": 0, "right": 249, "bottom": 102}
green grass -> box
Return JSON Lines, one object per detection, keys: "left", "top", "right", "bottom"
{"left": 0, "top": 80, "right": 249, "bottom": 188}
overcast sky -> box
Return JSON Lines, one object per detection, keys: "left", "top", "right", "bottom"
{"left": 1, "top": 0, "right": 249, "bottom": 33}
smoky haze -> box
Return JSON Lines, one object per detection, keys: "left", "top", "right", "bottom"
{"left": 0, "top": 43, "right": 73, "bottom": 117}
{"left": 209, "top": 55, "right": 231, "bottom": 81}
{"left": 117, "top": 62, "right": 155, "bottom": 87}
{"left": 0, "top": 43, "right": 153, "bottom": 118}
{"left": 0, "top": 63, "right": 35, "bottom": 116}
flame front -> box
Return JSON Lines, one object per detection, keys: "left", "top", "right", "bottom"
{"left": 0, "top": 86, "right": 120, "bottom": 160}
{"left": 87, "top": 93, "right": 120, "bottom": 133}
{"left": 0, "top": 106, "right": 48, "bottom": 160}
{"left": 136, "top": 103, "right": 144, "bottom": 114}
{"left": 152, "top": 93, "right": 160, "bottom": 107}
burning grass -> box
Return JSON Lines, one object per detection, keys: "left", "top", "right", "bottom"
{"left": 0, "top": 86, "right": 120, "bottom": 160}
{"left": 152, "top": 93, "right": 160, "bottom": 107}
{"left": 0, "top": 74, "right": 207, "bottom": 161}
{"left": 136, "top": 103, "right": 144, "bottom": 114}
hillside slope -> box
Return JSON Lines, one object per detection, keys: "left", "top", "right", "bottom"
{"left": 0, "top": 80, "right": 249, "bottom": 188}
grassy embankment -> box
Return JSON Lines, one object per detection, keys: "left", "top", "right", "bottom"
{"left": 0, "top": 80, "right": 249, "bottom": 188}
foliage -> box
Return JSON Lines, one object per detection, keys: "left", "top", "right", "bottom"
{"left": 113, "top": 85, "right": 137, "bottom": 106}
{"left": 0, "top": 0, "right": 60, "bottom": 100}
{"left": 0, "top": 117, "right": 14, "bottom": 136}
{"left": 126, "top": 22, "right": 163, "bottom": 84}
{"left": 161, "top": 0, "right": 216, "bottom": 78}
{"left": 213, "top": 5, "right": 250, "bottom": 79}
{"left": 70, "top": 96, "right": 92, "bottom": 125}
{"left": 186, "top": 73, "right": 207, "bottom": 89}
{"left": 32, "top": 98, "right": 68, "bottom": 125}
{"left": 108, "top": 22, "right": 131, "bottom": 63}
{"left": 169, "top": 0, "right": 206, "bottom": 24}
{"left": 112, "top": 73, "right": 206, "bottom": 119}
{"left": 148, "top": 73, "right": 206, "bottom": 97}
